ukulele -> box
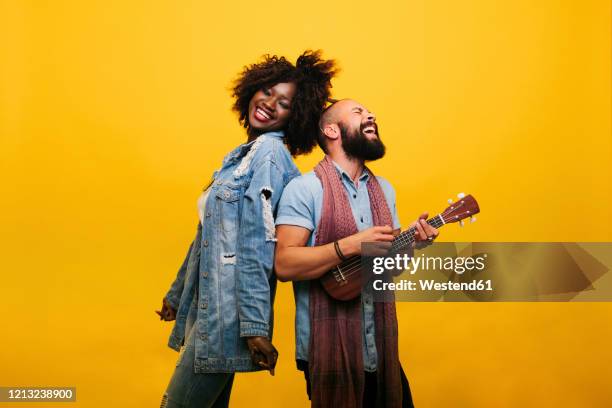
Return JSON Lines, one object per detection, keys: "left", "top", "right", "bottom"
{"left": 319, "top": 193, "right": 480, "bottom": 301}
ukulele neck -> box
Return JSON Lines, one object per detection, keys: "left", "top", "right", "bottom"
{"left": 390, "top": 215, "right": 444, "bottom": 252}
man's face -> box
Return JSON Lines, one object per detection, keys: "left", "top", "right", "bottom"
{"left": 336, "top": 100, "right": 385, "bottom": 161}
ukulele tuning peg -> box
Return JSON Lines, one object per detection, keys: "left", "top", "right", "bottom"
{"left": 459, "top": 220, "right": 464, "bottom": 227}
{"left": 457, "top": 192, "right": 466, "bottom": 199}
{"left": 470, "top": 216, "right": 477, "bottom": 223}
{"left": 447, "top": 198, "right": 453, "bottom": 204}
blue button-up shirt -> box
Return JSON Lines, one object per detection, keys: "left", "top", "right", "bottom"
{"left": 275, "top": 162, "right": 400, "bottom": 371}
{"left": 164, "top": 131, "right": 301, "bottom": 373}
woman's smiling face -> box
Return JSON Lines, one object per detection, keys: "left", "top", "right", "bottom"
{"left": 247, "top": 82, "right": 296, "bottom": 133}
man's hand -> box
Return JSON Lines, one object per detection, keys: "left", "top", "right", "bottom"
{"left": 246, "top": 336, "right": 278, "bottom": 376}
{"left": 155, "top": 298, "right": 177, "bottom": 321}
{"left": 339, "top": 225, "right": 395, "bottom": 257}
{"left": 411, "top": 212, "right": 439, "bottom": 248}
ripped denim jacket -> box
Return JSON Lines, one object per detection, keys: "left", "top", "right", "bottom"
{"left": 164, "top": 131, "right": 300, "bottom": 372}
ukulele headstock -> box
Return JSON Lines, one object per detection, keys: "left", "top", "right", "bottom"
{"left": 442, "top": 193, "right": 480, "bottom": 226}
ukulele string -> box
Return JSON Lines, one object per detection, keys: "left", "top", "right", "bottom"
{"left": 331, "top": 207, "right": 461, "bottom": 281}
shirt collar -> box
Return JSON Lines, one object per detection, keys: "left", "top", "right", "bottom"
{"left": 332, "top": 160, "right": 370, "bottom": 185}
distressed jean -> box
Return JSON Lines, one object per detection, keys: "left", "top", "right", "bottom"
{"left": 161, "top": 325, "right": 235, "bottom": 408}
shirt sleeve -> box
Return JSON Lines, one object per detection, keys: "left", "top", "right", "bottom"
{"left": 235, "top": 158, "right": 286, "bottom": 338}
{"left": 275, "top": 177, "right": 315, "bottom": 231}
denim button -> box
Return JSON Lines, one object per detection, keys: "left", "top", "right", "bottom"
{"left": 202, "top": 272, "right": 208, "bottom": 278}
{"left": 203, "top": 240, "right": 209, "bottom": 247}
{"left": 205, "top": 211, "right": 211, "bottom": 217}
{"left": 223, "top": 191, "right": 230, "bottom": 199}
{"left": 200, "top": 333, "right": 207, "bottom": 341}
{"left": 200, "top": 302, "right": 207, "bottom": 309}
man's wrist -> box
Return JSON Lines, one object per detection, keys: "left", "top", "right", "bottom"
{"left": 337, "top": 238, "right": 356, "bottom": 258}
{"left": 333, "top": 240, "right": 348, "bottom": 261}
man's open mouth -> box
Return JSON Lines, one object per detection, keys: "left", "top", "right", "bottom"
{"left": 362, "top": 123, "right": 377, "bottom": 135}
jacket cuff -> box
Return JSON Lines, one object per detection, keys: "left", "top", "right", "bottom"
{"left": 240, "top": 321, "right": 270, "bottom": 338}
{"left": 164, "top": 293, "right": 180, "bottom": 310}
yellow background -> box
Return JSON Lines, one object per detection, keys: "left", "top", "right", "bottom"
{"left": 1, "top": 0, "right": 611, "bottom": 407}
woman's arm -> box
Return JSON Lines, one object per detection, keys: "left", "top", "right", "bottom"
{"left": 164, "top": 231, "right": 197, "bottom": 309}
{"left": 235, "top": 158, "right": 286, "bottom": 339}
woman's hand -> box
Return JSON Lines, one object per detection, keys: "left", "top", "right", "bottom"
{"left": 246, "top": 336, "right": 278, "bottom": 376}
{"left": 155, "top": 298, "right": 177, "bottom": 321}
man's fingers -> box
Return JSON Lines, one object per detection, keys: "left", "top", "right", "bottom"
{"left": 419, "top": 219, "right": 430, "bottom": 237}
{"left": 370, "top": 241, "right": 392, "bottom": 256}
{"left": 376, "top": 234, "right": 395, "bottom": 242}
{"left": 375, "top": 225, "right": 393, "bottom": 233}
{"left": 409, "top": 213, "right": 429, "bottom": 232}
{"left": 415, "top": 220, "right": 427, "bottom": 240}
{"left": 422, "top": 223, "right": 439, "bottom": 238}
{"left": 371, "top": 245, "right": 389, "bottom": 256}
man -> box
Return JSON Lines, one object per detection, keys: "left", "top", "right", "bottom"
{"left": 274, "top": 99, "right": 439, "bottom": 408}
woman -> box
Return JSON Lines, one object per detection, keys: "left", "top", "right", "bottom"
{"left": 156, "top": 50, "right": 337, "bottom": 408}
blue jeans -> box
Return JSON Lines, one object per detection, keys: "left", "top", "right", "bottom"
{"left": 161, "top": 331, "right": 235, "bottom": 408}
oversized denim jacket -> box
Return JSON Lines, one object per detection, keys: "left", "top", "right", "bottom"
{"left": 164, "top": 131, "right": 300, "bottom": 372}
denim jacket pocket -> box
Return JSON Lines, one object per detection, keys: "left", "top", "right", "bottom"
{"left": 215, "top": 185, "right": 240, "bottom": 233}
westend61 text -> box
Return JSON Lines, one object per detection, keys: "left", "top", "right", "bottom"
{"left": 372, "top": 279, "right": 494, "bottom": 292}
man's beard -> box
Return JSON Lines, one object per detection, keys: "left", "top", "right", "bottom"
{"left": 340, "top": 121, "right": 386, "bottom": 161}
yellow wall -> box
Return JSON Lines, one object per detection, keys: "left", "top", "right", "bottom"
{"left": 1, "top": 1, "right": 610, "bottom": 406}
